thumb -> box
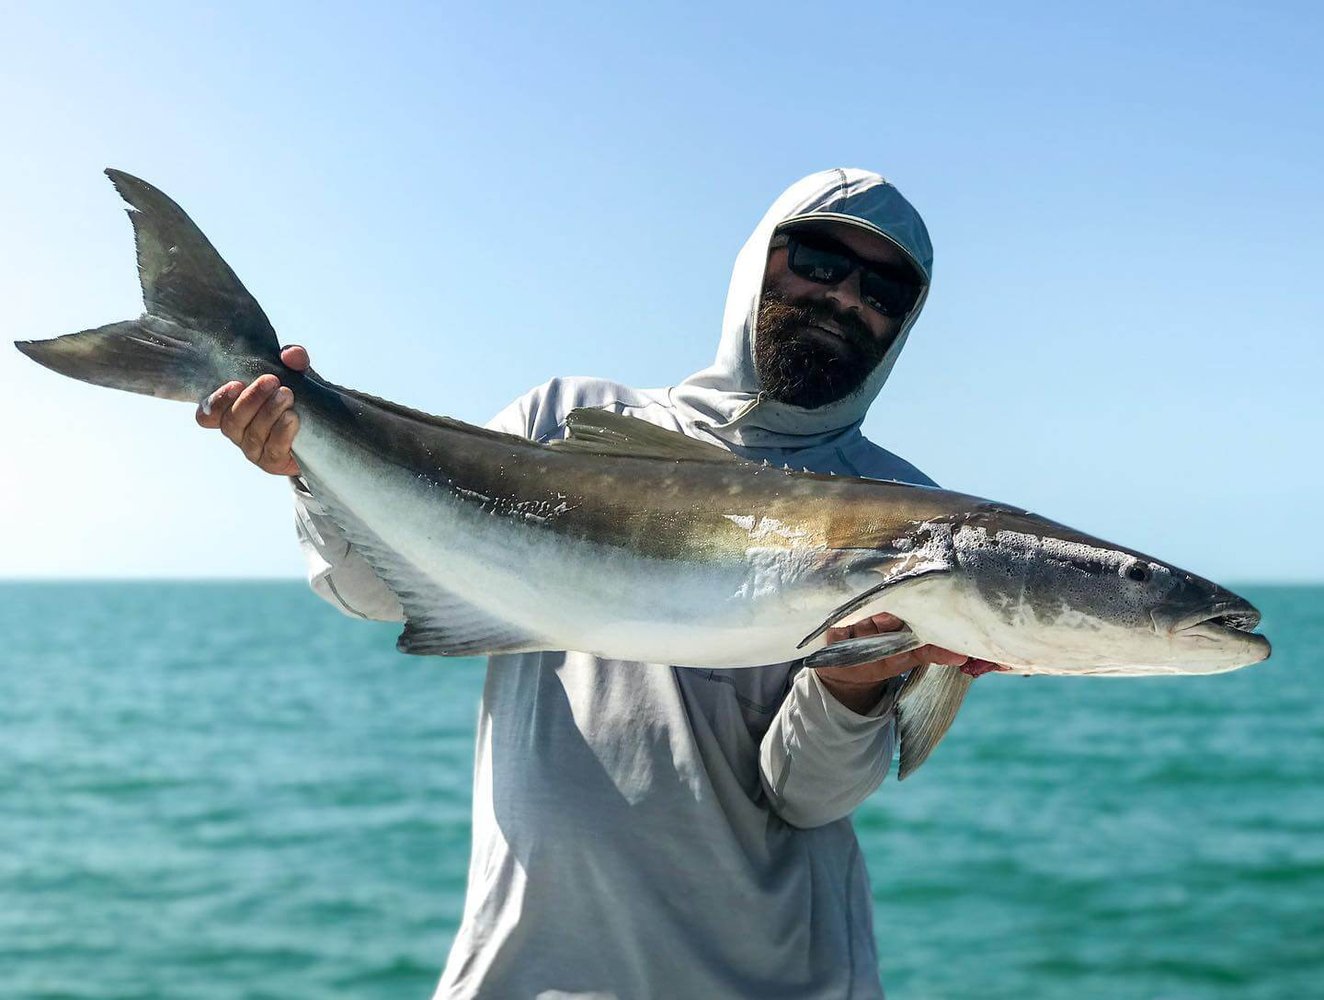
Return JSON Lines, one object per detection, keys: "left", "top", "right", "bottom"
{"left": 280, "top": 344, "right": 311, "bottom": 372}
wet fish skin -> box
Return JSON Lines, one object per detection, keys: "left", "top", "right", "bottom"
{"left": 13, "top": 170, "right": 1272, "bottom": 778}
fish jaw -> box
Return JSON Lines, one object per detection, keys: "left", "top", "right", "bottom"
{"left": 1166, "top": 617, "right": 1272, "bottom": 672}
{"left": 1152, "top": 590, "right": 1271, "bottom": 672}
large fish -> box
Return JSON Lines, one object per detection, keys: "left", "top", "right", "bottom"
{"left": 15, "top": 171, "right": 1271, "bottom": 777}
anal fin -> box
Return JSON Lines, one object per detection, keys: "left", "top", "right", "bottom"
{"left": 394, "top": 591, "right": 547, "bottom": 657}
{"left": 896, "top": 665, "right": 974, "bottom": 779}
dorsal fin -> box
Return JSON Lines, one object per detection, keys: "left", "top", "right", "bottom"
{"left": 548, "top": 408, "right": 750, "bottom": 464}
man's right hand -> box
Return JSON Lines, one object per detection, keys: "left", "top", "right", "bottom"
{"left": 196, "top": 345, "right": 310, "bottom": 476}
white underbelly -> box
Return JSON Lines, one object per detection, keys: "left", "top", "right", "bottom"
{"left": 295, "top": 421, "right": 846, "bottom": 668}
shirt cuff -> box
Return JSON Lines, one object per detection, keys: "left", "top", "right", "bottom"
{"left": 805, "top": 667, "right": 902, "bottom": 723}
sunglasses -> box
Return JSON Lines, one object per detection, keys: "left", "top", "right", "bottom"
{"left": 784, "top": 232, "right": 923, "bottom": 319}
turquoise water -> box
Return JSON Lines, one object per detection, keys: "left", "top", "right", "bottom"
{"left": 2, "top": 583, "right": 1320, "bottom": 999}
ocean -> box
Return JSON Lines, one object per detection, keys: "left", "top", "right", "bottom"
{"left": 2, "top": 582, "right": 1320, "bottom": 999}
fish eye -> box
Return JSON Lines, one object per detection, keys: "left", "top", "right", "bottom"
{"left": 1123, "top": 562, "right": 1151, "bottom": 583}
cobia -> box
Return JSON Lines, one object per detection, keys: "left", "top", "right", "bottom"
{"left": 15, "top": 171, "right": 1271, "bottom": 777}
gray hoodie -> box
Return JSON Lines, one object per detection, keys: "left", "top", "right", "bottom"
{"left": 293, "top": 168, "right": 935, "bottom": 999}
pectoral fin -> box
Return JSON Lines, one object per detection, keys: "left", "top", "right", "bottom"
{"left": 797, "top": 560, "right": 949, "bottom": 649}
{"left": 803, "top": 628, "right": 922, "bottom": 669}
{"left": 896, "top": 665, "right": 975, "bottom": 780}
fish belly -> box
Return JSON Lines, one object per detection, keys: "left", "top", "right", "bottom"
{"left": 294, "top": 419, "right": 841, "bottom": 668}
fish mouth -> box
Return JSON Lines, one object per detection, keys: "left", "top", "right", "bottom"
{"left": 1161, "top": 601, "right": 1271, "bottom": 660}
{"left": 1171, "top": 602, "right": 1262, "bottom": 635}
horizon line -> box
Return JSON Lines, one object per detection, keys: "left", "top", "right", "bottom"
{"left": 1, "top": 576, "right": 1320, "bottom": 587}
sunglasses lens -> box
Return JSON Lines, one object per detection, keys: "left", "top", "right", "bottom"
{"left": 788, "top": 240, "right": 854, "bottom": 285}
{"left": 860, "top": 271, "right": 921, "bottom": 318}
{"left": 785, "top": 232, "right": 923, "bottom": 318}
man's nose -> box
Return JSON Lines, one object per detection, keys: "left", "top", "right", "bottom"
{"left": 823, "top": 268, "right": 866, "bottom": 314}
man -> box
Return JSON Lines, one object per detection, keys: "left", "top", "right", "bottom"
{"left": 198, "top": 168, "right": 971, "bottom": 998}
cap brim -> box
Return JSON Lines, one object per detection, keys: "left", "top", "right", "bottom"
{"left": 776, "top": 213, "right": 925, "bottom": 280}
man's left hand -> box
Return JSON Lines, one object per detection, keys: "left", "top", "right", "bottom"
{"left": 813, "top": 613, "right": 971, "bottom": 715}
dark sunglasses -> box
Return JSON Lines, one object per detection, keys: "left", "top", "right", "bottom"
{"left": 784, "top": 232, "right": 923, "bottom": 319}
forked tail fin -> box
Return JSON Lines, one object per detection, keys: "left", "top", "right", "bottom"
{"left": 14, "top": 169, "right": 282, "bottom": 403}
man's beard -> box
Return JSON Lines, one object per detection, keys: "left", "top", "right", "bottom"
{"left": 753, "top": 291, "right": 891, "bottom": 409}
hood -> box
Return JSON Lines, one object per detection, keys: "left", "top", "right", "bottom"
{"left": 671, "top": 168, "right": 933, "bottom": 450}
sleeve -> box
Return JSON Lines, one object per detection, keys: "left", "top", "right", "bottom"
{"left": 290, "top": 381, "right": 555, "bottom": 621}
{"left": 759, "top": 667, "right": 900, "bottom": 829}
{"left": 291, "top": 477, "right": 404, "bottom": 622}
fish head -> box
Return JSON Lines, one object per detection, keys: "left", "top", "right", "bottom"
{"left": 937, "top": 509, "right": 1271, "bottom": 675}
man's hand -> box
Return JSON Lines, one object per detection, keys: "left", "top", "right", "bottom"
{"left": 813, "top": 613, "right": 969, "bottom": 715}
{"left": 196, "top": 345, "right": 310, "bottom": 476}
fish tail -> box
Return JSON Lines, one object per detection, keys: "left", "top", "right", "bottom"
{"left": 14, "top": 169, "right": 282, "bottom": 404}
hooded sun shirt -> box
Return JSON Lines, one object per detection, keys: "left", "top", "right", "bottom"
{"left": 291, "top": 168, "right": 937, "bottom": 1000}
{"left": 674, "top": 167, "right": 933, "bottom": 453}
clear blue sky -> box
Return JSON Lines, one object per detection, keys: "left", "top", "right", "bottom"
{"left": 2, "top": 1, "right": 1320, "bottom": 581}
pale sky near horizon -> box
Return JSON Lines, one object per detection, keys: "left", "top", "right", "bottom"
{"left": 2, "top": 2, "right": 1320, "bottom": 581}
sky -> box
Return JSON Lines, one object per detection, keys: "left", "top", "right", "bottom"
{"left": 1, "top": 1, "right": 1320, "bottom": 581}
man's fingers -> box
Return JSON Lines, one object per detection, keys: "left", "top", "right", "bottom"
{"left": 280, "top": 345, "right": 310, "bottom": 371}
{"left": 814, "top": 641, "right": 971, "bottom": 686}
{"left": 196, "top": 382, "right": 243, "bottom": 428}
{"left": 866, "top": 612, "right": 904, "bottom": 632}
{"left": 822, "top": 625, "right": 851, "bottom": 644}
{"left": 914, "top": 645, "right": 968, "bottom": 667}
{"left": 221, "top": 375, "right": 280, "bottom": 446}
{"left": 195, "top": 371, "right": 301, "bottom": 476}
{"left": 822, "top": 611, "right": 905, "bottom": 645}
{"left": 262, "top": 411, "right": 301, "bottom": 474}
{"left": 824, "top": 621, "right": 877, "bottom": 644}
{"left": 242, "top": 386, "right": 294, "bottom": 464}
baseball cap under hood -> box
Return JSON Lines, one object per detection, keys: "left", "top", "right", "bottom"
{"left": 671, "top": 168, "right": 933, "bottom": 449}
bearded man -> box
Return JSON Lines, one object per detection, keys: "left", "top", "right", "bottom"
{"left": 199, "top": 168, "right": 971, "bottom": 999}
